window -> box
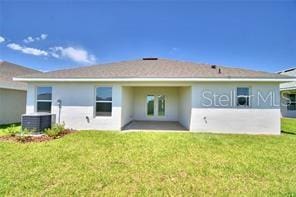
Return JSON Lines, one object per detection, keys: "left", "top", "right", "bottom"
{"left": 37, "top": 87, "right": 52, "bottom": 113}
{"left": 236, "top": 87, "right": 250, "bottom": 107}
{"left": 158, "top": 95, "right": 165, "bottom": 116}
{"left": 96, "top": 87, "right": 112, "bottom": 116}
{"left": 287, "top": 94, "right": 296, "bottom": 111}
{"left": 147, "top": 95, "right": 155, "bottom": 116}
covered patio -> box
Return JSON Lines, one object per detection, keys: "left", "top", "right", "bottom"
{"left": 123, "top": 120, "right": 188, "bottom": 131}
{"left": 121, "top": 86, "right": 192, "bottom": 131}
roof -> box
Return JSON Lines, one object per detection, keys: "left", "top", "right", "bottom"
{"left": 0, "top": 61, "right": 41, "bottom": 90}
{"left": 278, "top": 67, "right": 296, "bottom": 77}
{"left": 277, "top": 67, "right": 296, "bottom": 74}
{"left": 278, "top": 67, "right": 296, "bottom": 91}
{"left": 14, "top": 58, "right": 296, "bottom": 82}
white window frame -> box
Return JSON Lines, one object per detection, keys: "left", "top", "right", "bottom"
{"left": 36, "top": 86, "right": 52, "bottom": 113}
{"left": 236, "top": 87, "right": 251, "bottom": 108}
{"left": 95, "top": 86, "right": 113, "bottom": 117}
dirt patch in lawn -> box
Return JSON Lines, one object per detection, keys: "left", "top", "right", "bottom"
{"left": 0, "top": 129, "right": 76, "bottom": 143}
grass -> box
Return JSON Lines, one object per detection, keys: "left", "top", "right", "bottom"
{"left": 0, "top": 123, "right": 20, "bottom": 136}
{"left": 281, "top": 118, "right": 296, "bottom": 135}
{"left": 0, "top": 120, "right": 296, "bottom": 195}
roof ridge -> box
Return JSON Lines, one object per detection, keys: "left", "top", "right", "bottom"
{"left": 0, "top": 61, "right": 41, "bottom": 73}
{"left": 43, "top": 58, "right": 142, "bottom": 73}
{"left": 13, "top": 58, "right": 295, "bottom": 81}
{"left": 41, "top": 58, "right": 212, "bottom": 74}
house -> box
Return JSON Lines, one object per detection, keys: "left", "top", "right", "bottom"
{"left": 278, "top": 68, "right": 296, "bottom": 117}
{"left": 14, "top": 58, "right": 295, "bottom": 135}
{"left": 0, "top": 61, "right": 41, "bottom": 125}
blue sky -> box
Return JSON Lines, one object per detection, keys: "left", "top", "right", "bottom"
{"left": 0, "top": 1, "right": 295, "bottom": 72}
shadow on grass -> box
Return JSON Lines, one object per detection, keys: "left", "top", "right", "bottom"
{"left": 0, "top": 123, "right": 21, "bottom": 129}
{"left": 281, "top": 130, "right": 296, "bottom": 135}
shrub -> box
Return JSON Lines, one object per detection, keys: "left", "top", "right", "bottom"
{"left": 44, "top": 123, "right": 65, "bottom": 138}
{"left": 17, "top": 128, "right": 33, "bottom": 142}
{"left": 6, "top": 124, "right": 19, "bottom": 136}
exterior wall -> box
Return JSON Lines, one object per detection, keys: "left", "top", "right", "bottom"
{"left": 190, "top": 82, "right": 281, "bottom": 135}
{"left": 25, "top": 81, "right": 281, "bottom": 134}
{"left": 0, "top": 88, "right": 26, "bottom": 125}
{"left": 121, "top": 86, "right": 134, "bottom": 128}
{"left": 178, "top": 86, "right": 192, "bottom": 129}
{"left": 132, "top": 87, "right": 179, "bottom": 121}
{"left": 26, "top": 83, "right": 122, "bottom": 130}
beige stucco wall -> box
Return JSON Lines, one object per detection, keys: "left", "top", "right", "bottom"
{"left": 0, "top": 88, "right": 26, "bottom": 125}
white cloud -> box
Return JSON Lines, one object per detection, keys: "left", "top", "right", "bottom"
{"left": 22, "top": 47, "right": 48, "bottom": 56}
{"left": 6, "top": 35, "right": 95, "bottom": 64}
{"left": 0, "top": 36, "right": 5, "bottom": 43}
{"left": 24, "top": 36, "right": 34, "bottom": 43}
{"left": 40, "top": 34, "right": 48, "bottom": 40}
{"left": 23, "top": 34, "right": 48, "bottom": 43}
{"left": 50, "top": 51, "right": 60, "bottom": 58}
{"left": 50, "top": 46, "right": 96, "bottom": 64}
{"left": 7, "top": 43, "right": 48, "bottom": 56}
{"left": 7, "top": 43, "right": 22, "bottom": 50}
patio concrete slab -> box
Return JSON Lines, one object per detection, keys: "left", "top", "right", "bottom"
{"left": 123, "top": 121, "right": 188, "bottom": 132}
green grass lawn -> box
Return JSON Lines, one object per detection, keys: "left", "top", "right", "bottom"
{"left": 0, "top": 120, "right": 296, "bottom": 195}
{"left": 0, "top": 123, "right": 20, "bottom": 136}
{"left": 281, "top": 118, "right": 296, "bottom": 135}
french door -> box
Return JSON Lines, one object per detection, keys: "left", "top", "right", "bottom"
{"left": 146, "top": 95, "right": 166, "bottom": 117}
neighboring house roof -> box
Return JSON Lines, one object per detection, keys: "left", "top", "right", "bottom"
{"left": 0, "top": 61, "right": 41, "bottom": 90}
{"left": 278, "top": 67, "right": 296, "bottom": 90}
{"left": 278, "top": 67, "right": 296, "bottom": 75}
{"left": 14, "top": 58, "right": 295, "bottom": 82}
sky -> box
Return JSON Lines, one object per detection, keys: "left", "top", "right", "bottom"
{"left": 0, "top": 1, "right": 295, "bottom": 72}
